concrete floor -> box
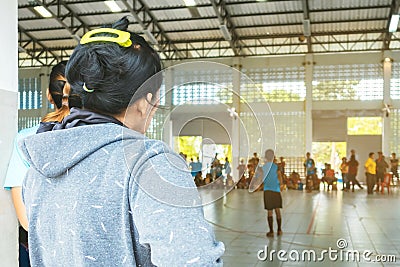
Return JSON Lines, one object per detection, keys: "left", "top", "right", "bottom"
{"left": 202, "top": 184, "right": 400, "bottom": 267}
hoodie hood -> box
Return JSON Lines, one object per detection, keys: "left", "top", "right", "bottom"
{"left": 36, "top": 108, "right": 123, "bottom": 133}
{"left": 20, "top": 123, "right": 146, "bottom": 178}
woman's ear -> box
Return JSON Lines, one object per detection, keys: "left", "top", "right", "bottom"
{"left": 134, "top": 93, "right": 153, "bottom": 117}
{"left": 46, "top": 88, "right": 55, "bottom": 104}
{"left": 146, "top": 93, "right": 153, "bottom": 105}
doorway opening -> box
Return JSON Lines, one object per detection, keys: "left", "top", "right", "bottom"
{"left": 312, "top": 142, "right": 347, "bottom": 179}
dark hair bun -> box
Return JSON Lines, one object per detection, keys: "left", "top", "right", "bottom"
{"left": 66, "top": 16, "right": 162, "bottom": 115}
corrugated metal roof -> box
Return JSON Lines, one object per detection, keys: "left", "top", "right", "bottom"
{"left": 197, "top": 6, "right": 219, "bottom": 17}
{"left": 313, "top": 21, "right": 386, "bottom": 33}
{"left": 30, "top": 29, "right": 71, "bottom": 40}
{"left": 69, "top": 2, "right": 118, "bottom": 14}
{"left": 310, "top": 0, "right": 392, "bottom": 10}
{"left": 16, "top": 0, "right": 400, "bottom": 65}
{"left": 228, "top": 1, "right": 302, "bottom": 15}
{"left": 162, "top": 19, "right": 219, "bottom": 31}
{"left": 390, "top": 32, "right": 400, "bottom": 49}
{"left": 311, "top": 8, "right": 389, "bottom": 22}
{"left": 168, "top": 29, "right": 222, "bottom": 40}
{"left": 152, "top": 9, "right": 193, "bottom": 20}
{"left": 232, "top": 13, "right": 303, "bottom": 27}
{"left": 41, "top": 40, "right": 79, "bottom": 48}
{"left": 19, "top": 18, "right": 62, "bottom": 30}
{"left": 237, "top": 25, "right": 302, "bottom": 36}
{"left": 80, "top": 13, "right": 130, "bottom": 26}
{"left": 18, "top": 8, "right": 36, "bottom": 19}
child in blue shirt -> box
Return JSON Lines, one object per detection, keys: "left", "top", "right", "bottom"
{"left": 261, "top": 149, "right": 283, "bottom": 237}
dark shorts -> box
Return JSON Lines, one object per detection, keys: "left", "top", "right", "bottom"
{"left": 376, "top": 172, "right": 385, "bottom": 182}
{"left": 264, "top": 190, "right": 282, "bottom": 210}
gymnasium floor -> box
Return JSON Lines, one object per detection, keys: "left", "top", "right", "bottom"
{"left": 202, "top": 185, "right": 400, "bottom": 267}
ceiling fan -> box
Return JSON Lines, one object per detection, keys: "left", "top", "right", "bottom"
{"left": 382, "top": 102, "right": 392, "bottom": 117}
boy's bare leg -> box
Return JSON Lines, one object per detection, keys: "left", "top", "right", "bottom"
{"left": 266, "top": 210, "right": 274, "bottom": 237}
{"left": 275, "top": 209, "right": 282, "bottom": 235}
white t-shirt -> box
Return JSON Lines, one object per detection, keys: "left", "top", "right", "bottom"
{"left": 3, "top": 125, "right": 39, "bottom": 190}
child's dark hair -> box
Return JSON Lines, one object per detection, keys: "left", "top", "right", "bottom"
{"left": 42, "top": 61, "right": 82, "bottom": 122}
{"left": 66, "top": 17, "right": 162, "bottom": 115}
{"left": 265, "top": 149, "right": 275, "bottom": 161}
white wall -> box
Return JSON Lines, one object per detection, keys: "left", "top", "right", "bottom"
{"left": 347, "top": 135, "right": 382, "bottom": 182}
{"left": 179, "top": 118, "right": 231, "bottom": 144}
{"left": 0, "top": 1, "right": 19, "bottom": 266}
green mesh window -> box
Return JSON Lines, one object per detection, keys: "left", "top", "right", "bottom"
{"left": 239, "top": 111, "right": 304, "bottom": 158}
{"left": 18, "top": 77, "right": 42, "bottom": 130}
{"left": 146, "top": 111, "right": 167, "bottom": 140}
{"left": 273, "top": 111, "right": 305, "bottom": 157}
{"left": 313, "top": 64, "right": 383, "bottom": 100}
{"left": 19, "top": 77, "right": 42, "bottom": 110}
{"left": 391, "top": 62, "right": 400, "bottom": 99}
{"left": 18, "top": 116, "right": 41, "bottom": 131}
{"left": 390, "top": 109, "right": 400, "bottom": 153}
{"left": 172, "top": 69, "right": 233, "bottom": 105}
{"left": 241, "top": 67, "right": 306, "bottom": 102}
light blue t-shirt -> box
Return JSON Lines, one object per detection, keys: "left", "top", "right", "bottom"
{"left": 3, "top": 125, "right": 39, "bottom": 190}
{"left": 262, "top": 162, "right": 280, "bottom": 192}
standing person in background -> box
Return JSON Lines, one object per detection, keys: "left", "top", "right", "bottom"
{"left": 347, "top": 155, "right": 363, "bottom": 192}
{"left": 236, "top": 159, "right": 247, "bottom": 189}
{"left": 237, "top": 158, "right": 246, "bottom": 178}
{"left": 340, "top": 157, "right": 349, "bottom": 191}
{"left": 194, "top": 156, "right": 203, "bottom": 177}
{"left": 375, "top": 152, "right": 389, "bottom": 192}
{"left": 252, "top": 152, "right": 260, "bottom": 166}
{"left": 390, "top": 153, "right": 399, "bottom": 181}
{"left": 189, "top": 158, "right": 196, "bottom": 177}
{"left": 21, "top": 17, "right": 224, "bottom": 266}
{"left": 260, "top": 149, "right": 283, "bottom": 238}
{"left": 304, "top": 152, "right": 317, "bottom": 192}
{"left": 278, "top": 156, "right": 286, "bottom": 175}
{"left": 365, "top": 152, "right": 376, "bottom": 194}
{"left": 224, "top": 157, "right": 232, "bottom": 178}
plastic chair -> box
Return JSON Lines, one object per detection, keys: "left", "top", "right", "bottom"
{"left": 381, "top": 172, "right": 392, "bottom": 194}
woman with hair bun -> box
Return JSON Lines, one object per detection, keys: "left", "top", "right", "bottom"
{"left": 20, "top": 17, "right": 224, "bottom": 266}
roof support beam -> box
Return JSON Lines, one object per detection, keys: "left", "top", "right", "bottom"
{"left": 34, "top": 0, "right": 90, "bottom": 42}
{"left": 301, "top": 0, "right": 313, "bottom": 53}
{"left": 18, "top": 25, "right": 61, "bottom": 64}
{"left": 210, "top": 0, "right": 241, "bottom": 56}
{"left": 120, "top": 0, "right": 184, "bottom": 59}
{"left": 383, "top": 0, "right": 400, "bottom": 50}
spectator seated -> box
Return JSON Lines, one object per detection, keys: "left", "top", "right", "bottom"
{"left": 236, "top": 175, "right": 248, "bottom": 189}
{"left": 321, "top": 164, "right": 338, "bottom": 191}
{"left": 194, "top": 171, "right": 203, "bottom": 187}
{"left": 287, "top": 170, "right": 301, "bottom": 190}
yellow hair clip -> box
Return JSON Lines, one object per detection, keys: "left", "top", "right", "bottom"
{"left": 80, "top": 28, "right": 132, "bottom": 48}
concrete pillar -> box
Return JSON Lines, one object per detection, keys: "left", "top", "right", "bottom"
{"left": 40, "top": 66, "right": 51, "bottom": 118}
{"left": 304, "top": 54, "right": 314, "bottom": 154}
{"left": 231, "top": 58, "right": 241, "bottom": 181}
{"left": 162, "top": 68, "right": 174, "bottom": 147}
{"left": 0, "top": 1, "right": 19, "bottom": 266}
{"left": 382, "top": 54, "right": 392, "bottom": 156}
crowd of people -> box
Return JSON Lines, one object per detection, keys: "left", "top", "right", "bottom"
{"left": 184, "top": 149, "right": 399, "bottom": 196}
{"left": 179, "top": 153, "right": 235, "bottom": 188}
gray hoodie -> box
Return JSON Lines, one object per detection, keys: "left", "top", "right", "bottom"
{"left": 20, "top": 123, "right": 224, "bottom": 266}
